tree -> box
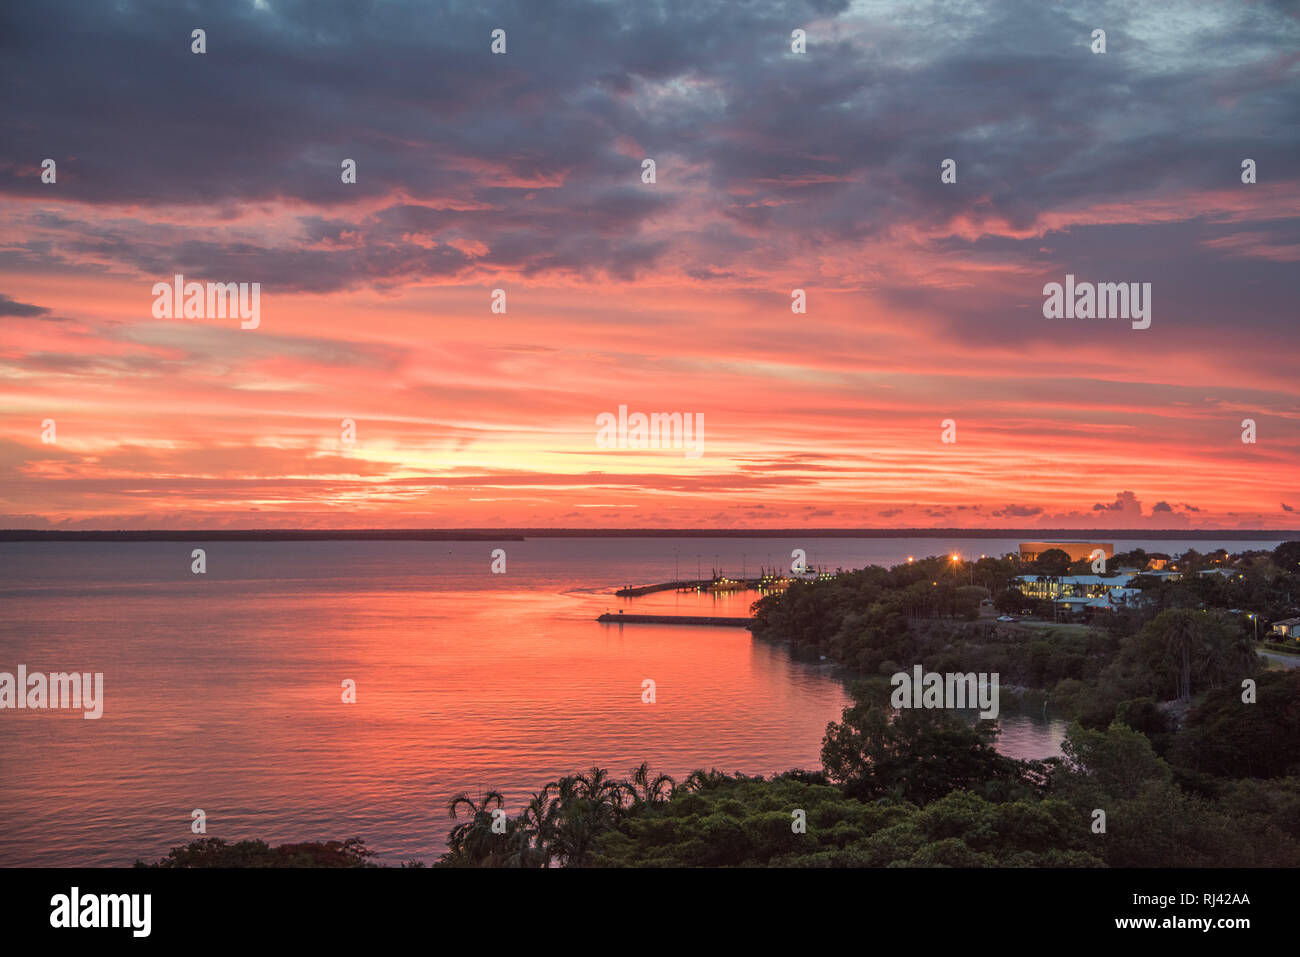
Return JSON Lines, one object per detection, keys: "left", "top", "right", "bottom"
{"left": 683, "top": 768, "right": 733, "bottom": 792}
{"left": 445, "top": 790, "right": 507, "bottom": 866}
{"left": 1272, "top": 541, "right": 1300, "bottom": 575}
{"left": 955, "top": 585, "right": 990, "bottom": 619}
{"left": 1169, "top": 669, "right": 1300, "bottom": 778}
{"left": 820, "top": 688, "right": 1034, "bottom": 805}
{"left": 138, "top": 837, "right": 375, "bottom": 868}
{"left": 542, "top": 767, "right": 630, "bottom": 866}
{"left": 994, "top": 589, "right": 1023, "bottom": 615}
{"left": 1117, "top": 608, "right": 1258, "bottom": 703}
{"left": 1112, "top": 548, "right": 1148, "bottom": 570}
{"left": 628, "top": 762, "right": 676, "bottom": 806}
{"left": 1035, "top": 548, "right": 1072, "bottom": 576}
{"left": 1054, "top": 721, "right": 1172, "bottom": 807}
{"left": 518, "top": 787, "right": 558, "bottom": 867}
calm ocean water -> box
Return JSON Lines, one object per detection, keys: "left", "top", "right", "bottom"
{"left": 0, "top": 536, "right": 1276, "bottom": 866}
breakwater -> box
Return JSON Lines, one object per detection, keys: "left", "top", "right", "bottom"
{"left": 596, "top": 613, "right": 754, "bottom": 627}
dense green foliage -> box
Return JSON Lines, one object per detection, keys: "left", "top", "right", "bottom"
{"left": 819, "top": 683, "right": 1043, "bottom": 804}
{"left": 1169, "top": 669, "right": 1300, "bottom": 778}
{"left": 435, "top": 700, "right": 1300, "bottom": 867}
{"left": 751, "top": 547, "right": 1296, "bottom": 731}
{"left": 591, "top": 775, "right": 1101, "bottom": 867}
{"left": 137, "top": 836, "right": 378, "bottom": 867}
{"left": 1034, "top": 548, "right": 1073, "bottom": 576}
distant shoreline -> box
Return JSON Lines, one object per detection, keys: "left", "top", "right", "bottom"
{"left": 1, "top": 528, "right": 1293, "bottom": 542}
{"left": 0, "top": 530, "right": 523, "bottom": 542}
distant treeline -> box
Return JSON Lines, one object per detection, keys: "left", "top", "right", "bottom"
{"left": 3, "top": 527, "right": 1296, "bottom": 542}
{"left": 0, "top": 530, "right": 523, "bottom": 542}
{"left": 500, "top": 528, "right": 1300, "bottom": 540}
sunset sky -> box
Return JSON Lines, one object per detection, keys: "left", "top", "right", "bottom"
{"left": 1, "top": 0, "right": 1297, "bottom": 529}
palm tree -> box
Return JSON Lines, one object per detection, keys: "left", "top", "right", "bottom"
{"left": 549, "top": 802, "right": 601, "bottom": 866}
{"left": 446, "top": 790, "right": 506, "bottom": 865}
{"left": 683, "top": 769, "right": 729, "bottom": 792}
{"left": 548, "top": 773, "right": 583, "bottom": 809}
{"left": 1195, "top": 613, "right": 1260, "bottom": 691}
{"left": 499, "top": 818, "right": 534, "bottom": 868}
{"left": 577, "top": 766, "right": 632, "bottom": 817}
{"left": 541, "top": 768, "right": 629, "bottom": 866}
{"left": 575, "top": 766, "right": 615, "bottom": 800}
{"left": 1153, "top": 611, "right": 1196, "bottom": 702}
{"left": 519, "top": 787, "right": 558, "bottom": 867}
{"left": 629, "top": 762, "right": 676, "bottom": 805}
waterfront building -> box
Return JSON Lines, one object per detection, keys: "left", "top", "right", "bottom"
{"left": 1019, "top": 541, "right": 1115, "bottom": 563}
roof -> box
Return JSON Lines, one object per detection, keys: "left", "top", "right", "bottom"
{"left": 1013, "top": 574, "right": 1135, "bottom": 586}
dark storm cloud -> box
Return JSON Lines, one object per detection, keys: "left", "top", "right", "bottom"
{"left": 993, "top": 504, "right": 1043, "bottom": 518}
{"left": 0, "top": 0, "right": 1296, "bottom": 300}
{"left": 0, "top": 294, "right": 52, "bottom": 317}
{"left": 1, "top": 0, "right": 845, "bottom": 206}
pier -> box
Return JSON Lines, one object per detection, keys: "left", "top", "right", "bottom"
{"left": 597, "top": 613, "right": 754, "bottom": 627}
{"left": 614, "top": 570, "right": 837, "bottom": 597}
{"left": 614, "top": 579, "right": 707, "bottom": 597}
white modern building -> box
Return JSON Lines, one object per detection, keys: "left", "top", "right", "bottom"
{"left": 1013, "top": 574, "right": 1139, "bottom": 602}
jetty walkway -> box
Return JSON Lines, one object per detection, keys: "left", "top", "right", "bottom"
{"left": 596, "top": 613, "right": 754, "bottom": 627}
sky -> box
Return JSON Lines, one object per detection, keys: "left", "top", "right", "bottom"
{"left": 1, "top": 0, "right": 1297, "bottom": 530}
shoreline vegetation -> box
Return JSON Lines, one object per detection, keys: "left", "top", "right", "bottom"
{"left": 6, "top": 528, "right": 1298, "bottom": 542}
{"left": 138, "top": 542, "right": 1300, "bottom": 868}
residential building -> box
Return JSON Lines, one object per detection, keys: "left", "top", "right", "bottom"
{"left": 1139, "top": 569, "right": 1184, "bottom": 582}
{"left": 1197, "top": 567, "right": 1241, "bottom": 579}
{"left": 1270, "top": 617, "right": 1300, "bottom": 640}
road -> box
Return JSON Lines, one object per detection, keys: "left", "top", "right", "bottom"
{"left": 1259, "top": 651, "right": 1300, "bottom": 669}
